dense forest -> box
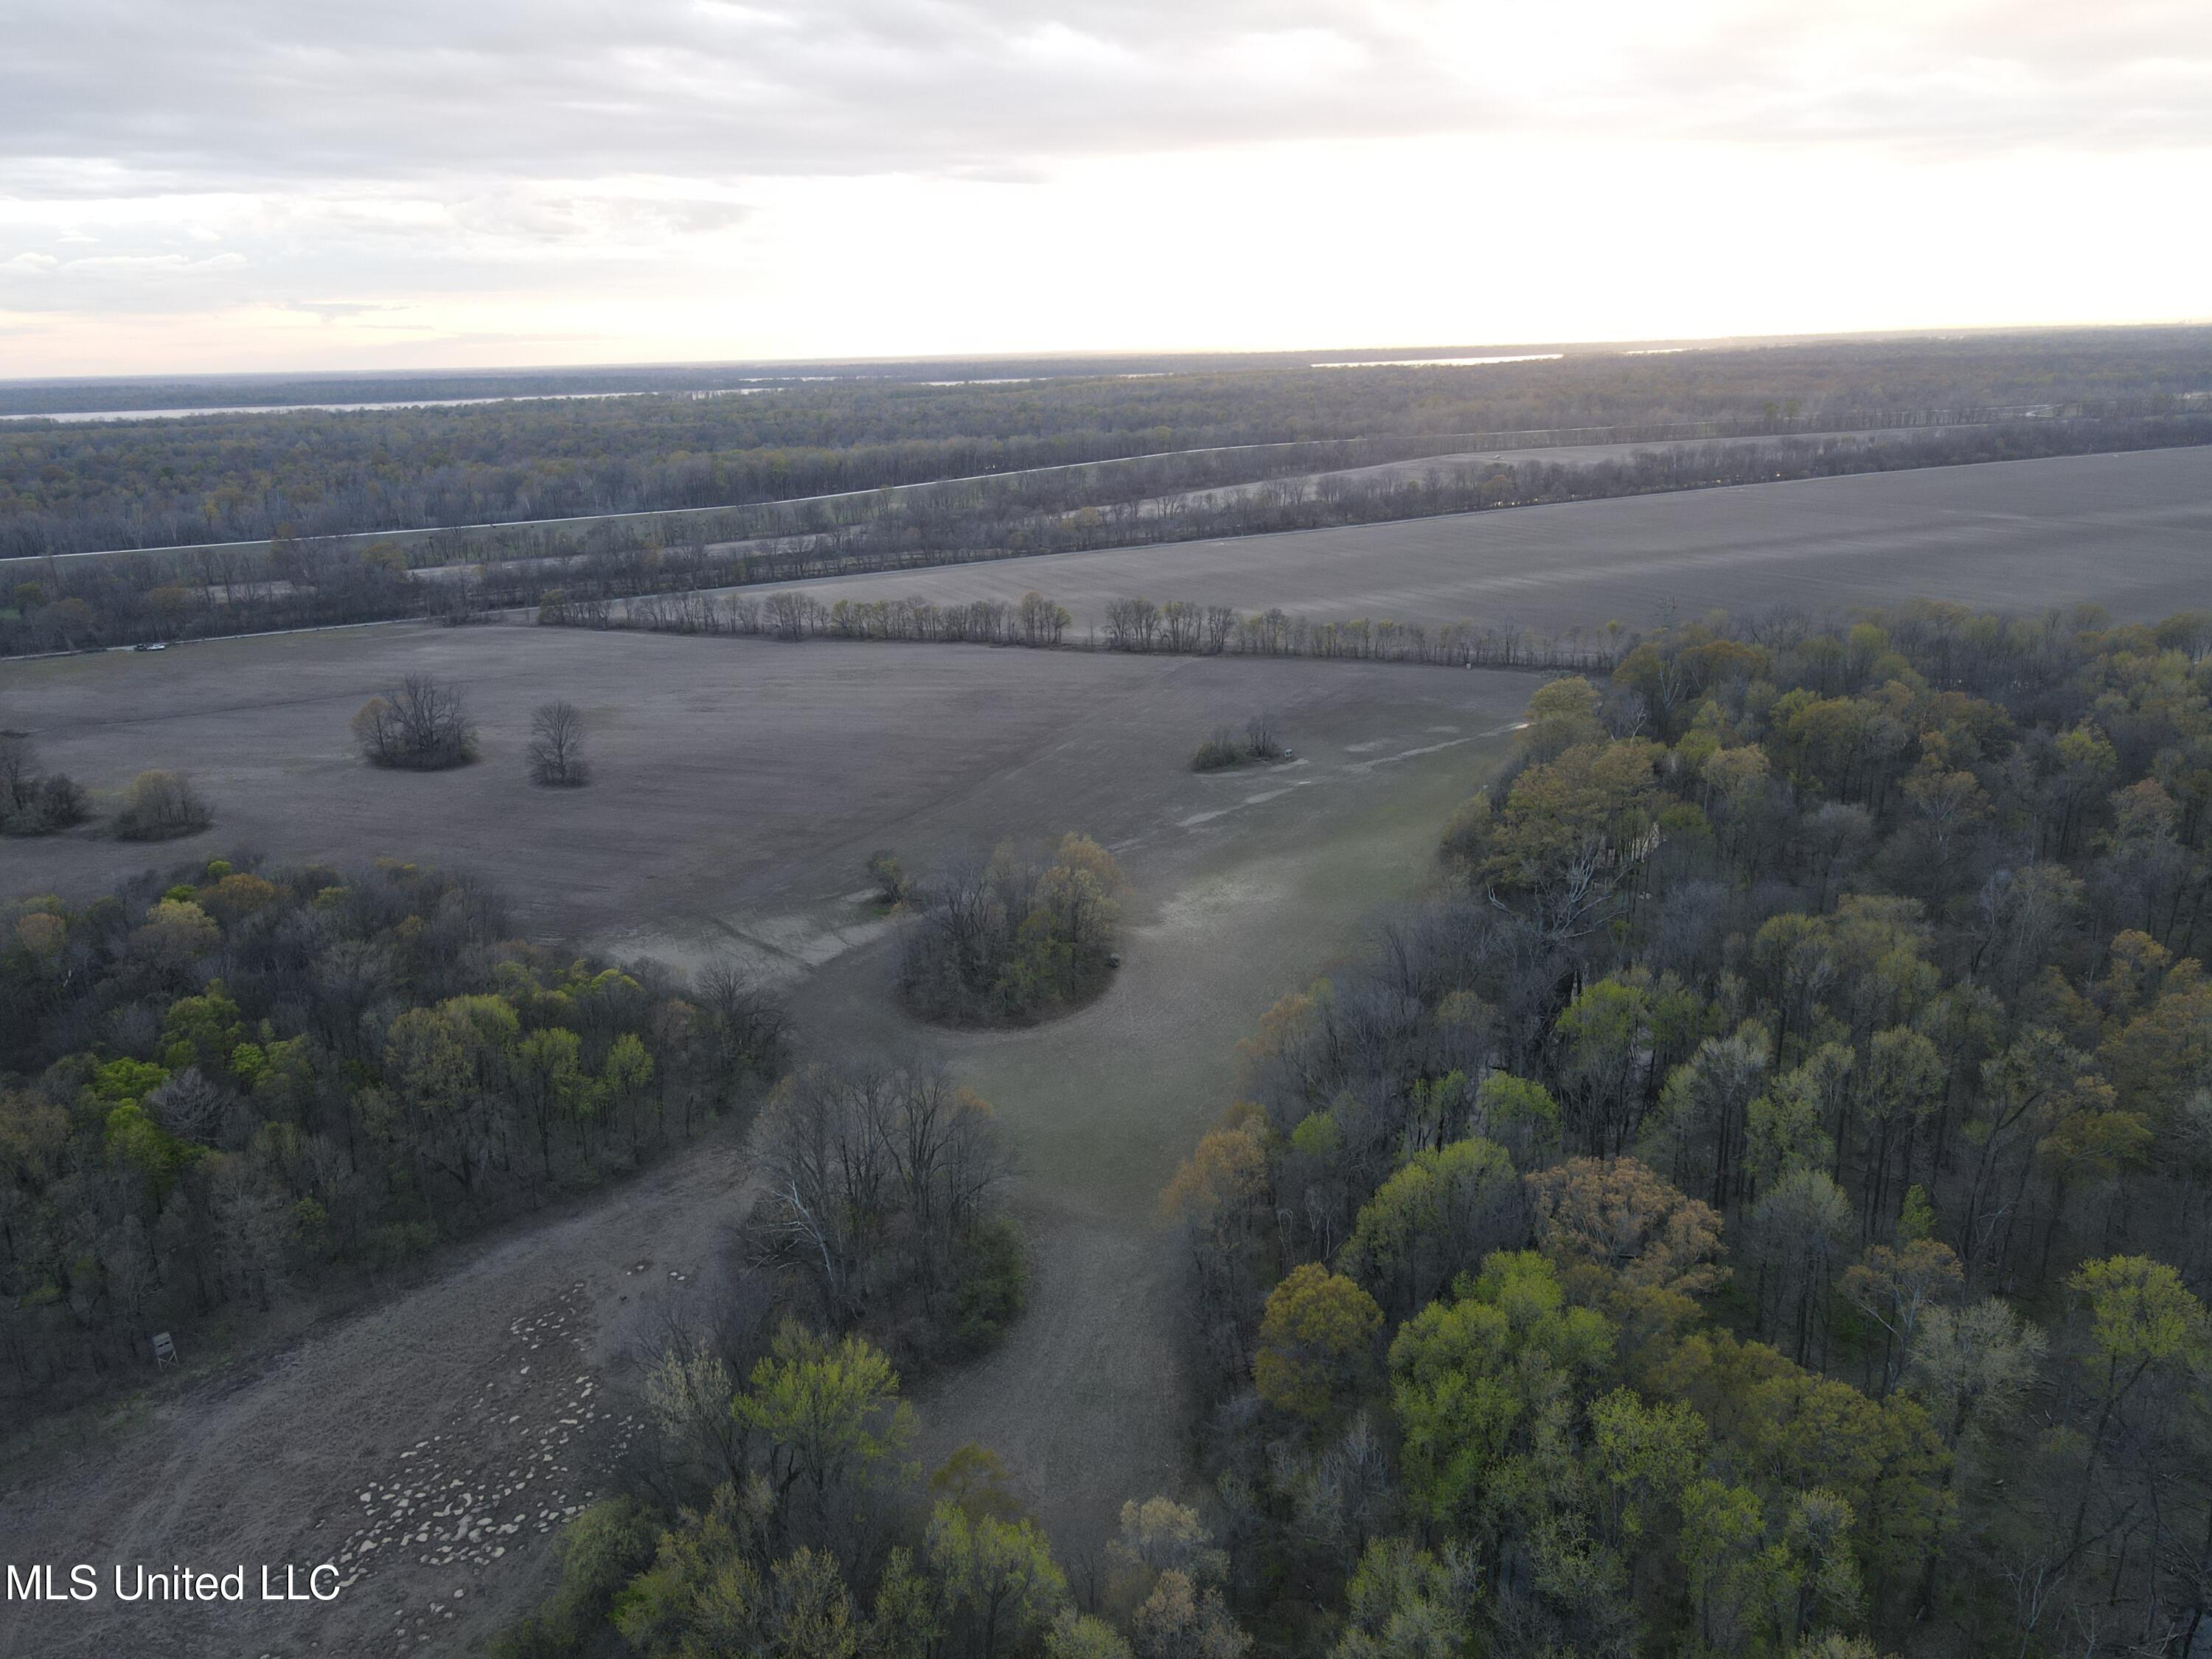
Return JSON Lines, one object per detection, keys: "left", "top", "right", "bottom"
{"left": 1158, "top": 602, "right": 2212, "bottom": 1656}
{"left": 0, "top": 859, "right": 790, "bottom": 1411}
{"left": 460, "top": 599, "right": 2212, "bottom": 1659}
{"left": 4, "top": 327, "right": 2208, "bottom": 560}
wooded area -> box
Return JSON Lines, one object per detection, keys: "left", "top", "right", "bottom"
{"left": 0, "top": 859, "right": 787, "bottom": 1409}
{"left": 1159, "top": 601, "right": 2212, "bottom": 1655}
{"left": 14, "top": 594, "right": 2212, "bottom": 1656}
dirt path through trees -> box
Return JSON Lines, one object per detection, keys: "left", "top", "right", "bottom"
{"left": 787, "top": 725, "right": 1520, "bottom": 1564}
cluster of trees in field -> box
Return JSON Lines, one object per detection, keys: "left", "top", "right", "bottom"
{"left": 745, "top": 1057, "right": 1026, "bottom": 1365}
{"left": 0, "top": 858, "right": 788, "bottom": 1412}
{"left": 1, "top": 731, "right": 207, "bottom": 841}
{"left": 1, "top": 731, "right": 89, "bottom": 835}
{"left": 894, "top": 836, "right": 1129, "bottom": 1025}
{"left": 551, "top": 586, "right": 1621, "bottom": 674}
{"left": 352, "top": 672, "right": 479, "bottom": 769}
{"left": 8, "top": 406, "right": 2211, "bottom": 657}
{"left": 347, "top": 675, "right": 591, "bottom": 786}
{"left": 1193, "top": 714, "right": 1287, "bottom": 773}
{"left": 1152, "top": 602, "right": 2212, "bottom": 1655}
{"left": 7, "top": 327, "right": 2209, "bottom": 557}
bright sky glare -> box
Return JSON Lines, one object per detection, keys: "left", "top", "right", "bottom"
{"left": 2, "top": 0, "right": 2206, "bottom": 375}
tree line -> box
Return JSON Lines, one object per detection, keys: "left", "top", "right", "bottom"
{"left": 7, "top": 408, "right": 2208, "bottom": 658}
{"left": 1151, "top": 601, "right": 2212, "bottom": 1656}
{"left": 549, "top": 585, "right": 1628, "bottom": 675}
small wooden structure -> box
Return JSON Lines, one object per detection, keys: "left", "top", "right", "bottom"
{"left": 151, "top": 1331, "right": 178, "bottom": 1369}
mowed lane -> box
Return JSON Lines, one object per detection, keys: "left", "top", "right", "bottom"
{"left": 766, "top": 447, "right": 2212, "bottom": 635}
{"left": 1, "top": 626, "right": 1533, "bottom": 1649}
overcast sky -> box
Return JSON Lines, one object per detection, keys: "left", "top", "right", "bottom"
{"left": 4, "top": 0, "right": 2208, "bottom": 375}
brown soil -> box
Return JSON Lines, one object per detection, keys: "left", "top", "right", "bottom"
{"left": 702, "top": 447, "right": 2212, "bottom": 639}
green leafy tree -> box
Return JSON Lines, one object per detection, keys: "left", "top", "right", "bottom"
{"left": 1331, "top": 1535, "right": 1481, "bottom": 1659}
{"left": 1254, "top": 1263, "right": 1384, "bottom": 1422}
{"left": 1388, "top": 1251, "right": 1612, "bottom": 1528}
{"left": 1587, "top": 1385, "right": 1706, "bottom": 1550}
{"left": 867, "top": 1547, "right": 946, "bottom": 1659}
{"left": 925, "top": 1501, "right": 1068, "bottom": 1659}
{"left": 1470, "top": 1072, "right": 1564, "bottom": 1166}
{"left": 1046, "top": 1609, "right": 1135, "bottom": 1659}
{"left": 2064, "top": 1255, "right": 2210, "bottom": 1544}
{"left": 159, "top": 981, "right": 246, "bottom": 1075}
{"left": 1340, "top": 1136, "right": 1517, "bottom": 1316}
{"left": 732, "top": 1324, "right": 915, "bottom": 1514}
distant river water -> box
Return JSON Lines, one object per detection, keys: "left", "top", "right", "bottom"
{"left": 0, "top": 387, "right": 781, "bottom": 423}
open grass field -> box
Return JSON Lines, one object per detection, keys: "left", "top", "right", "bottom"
{"left": 751, "top": 446, "right": 2212, "bottom": 638}
{"left": 0, "top": 624, "right": 1531, "bottom": 1655}
{"left": 2, "top": 625, "right": 1518, "bottom": 960}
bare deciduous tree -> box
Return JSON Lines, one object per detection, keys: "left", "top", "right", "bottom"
{"left": 0, "top": 731, "right": 89, "bottom": 835}
{"left": 352, "top": 674, "right": 477, "bottom": 770}
{"left": 526, "top": 699, "right": 589, "bottom": 786}
{"left": 747, "top": 1056, "right": 1010, "bottom": 1332}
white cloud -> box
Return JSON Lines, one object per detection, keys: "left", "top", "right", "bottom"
{"left": 6, "top": 0, "right": 2204, "bottom": 194}
{"left": 0, "top": 0, "right": 2205, "bottom": 371}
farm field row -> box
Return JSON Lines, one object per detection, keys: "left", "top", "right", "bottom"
{"left": 698, "top": 446, "right": 2212, "bottom": 639}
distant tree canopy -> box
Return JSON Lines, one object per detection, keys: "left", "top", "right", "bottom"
{"left": 8, "top": 330, "right": 2212, "bottom": 657}
{"left": 8, "top": 330, "right": 2210, "bottom": 560}
{"left": 896, "top": 835, "right": 1128, "bottom": 1025}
